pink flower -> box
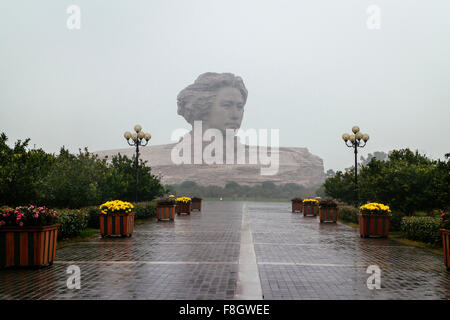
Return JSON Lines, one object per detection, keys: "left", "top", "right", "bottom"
{"left": 442, "top": 213, "right": 446, "bottom": 217}
{"left": 29, "top": 205, "right": 35, "bottom": 209}
{"left": 34, "top": 213, "right": 39, "bottom": 218}
{"left": 19, "top": 222, "right": 23, "bottom": 227}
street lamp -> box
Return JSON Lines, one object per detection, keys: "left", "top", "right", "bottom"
{"left": 124, "top": 125, "right": 151, "bottom": 202}
{"left": 342, "top": 126, "right": 370, "bottom": 207}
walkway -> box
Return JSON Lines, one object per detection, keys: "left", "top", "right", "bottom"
{"left": 0, "top": 201, "right": 449, "bottom": 299}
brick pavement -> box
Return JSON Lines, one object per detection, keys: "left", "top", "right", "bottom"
{"left": 0, "top": 201, "right": 449, "bottom": 299}
{"left": 249, "top": 202, "right": 450, "bottom": 299}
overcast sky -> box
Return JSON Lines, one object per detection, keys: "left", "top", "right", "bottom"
{"left": 1, "top": 0, "right": 449, "bottom": 171}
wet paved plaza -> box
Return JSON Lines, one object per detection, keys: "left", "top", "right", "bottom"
{"left": 1, "top": 201, "right": 449, "bottom": 300}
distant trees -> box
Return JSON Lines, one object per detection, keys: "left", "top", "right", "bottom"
{"left": 0, "top": 133, "right": 164, "bottom": 208}
{"left": 167, "top": 180, "right": 321, "bottom": 199}
{"left": 323, "top": 148, "right": 450, "bottom": 215}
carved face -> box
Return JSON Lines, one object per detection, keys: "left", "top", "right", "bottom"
{"left": 204, "top": 86, "right": 245, "bottom": 133}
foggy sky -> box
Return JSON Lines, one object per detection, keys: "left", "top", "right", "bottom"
{"left": 1, "top": 0, "right": 449, "bottom": 171}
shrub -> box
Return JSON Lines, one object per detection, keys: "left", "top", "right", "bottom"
{"left": 389, "top": 211, "right": 406, "bottom": 232}
{"left": 57, "top": 209, "right": 88, "bottom": 240}
{"left": 85, "top": 206, "right": 101, "bottom": 228}
{"left": 400, "top": 216, "right": 442, "bottom": 246}
{"left": 338, "top": 205, "right": 359, "bottom": 224}
{"left": 133, "top": 202, "right": 156, "bottom": 220}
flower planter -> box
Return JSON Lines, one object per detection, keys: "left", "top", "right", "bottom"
{"left": 319, "top": 207, "right": 338, "bottom": 223}
{"left": 100, "top": 213, "right": 134, "bottom": 237}
{"left": 291, "top": 202, "right": 302, "bottom": 213}
{"left": 191, "top": 200, "right": 202, "bottom": 211}
{"left": 359, "top": 214, "right": 390, "bottom": 238}
{"left": 441, "top": 229, "right": 450, "bottom": 271}
{"left": 156, "top": 205, "right": 176, "bottom": 221}
{"left": 303, "top": 204, "right": 318, "bottom": 217}
{"left": 176, "top": 202, "right": 191, "bottom": 215}
{"left": 0, "top": 224, "right": 59, "bottom": 268}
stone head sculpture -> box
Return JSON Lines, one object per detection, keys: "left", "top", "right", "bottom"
{"left": 177, "top": 72, "right": 248, "bottom": 134}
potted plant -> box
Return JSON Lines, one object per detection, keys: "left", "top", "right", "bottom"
{"left": 319, "top": 199, "right": 338, "bottom": 223}
{"left": 291, "top": 197, "right": 303, "bottom": 213}
{"left": 440, "top": 211, "right": 450, "bottom": 271}
{"left": 176, "top": 197, "right": 192, "bottom": 215}
{"left": 0, "top": 205, "right": 59, "bottom": 268}
{"left": 302, "top": 199, "right": 319, "bottom": 216}
{"left": 156, "top": 197, "right": 176, "bottom": 221}
{"left": 191, "top": 197, "right": 202, "bottom": 211}
{"left": 359, "top": 202, "right": 391, "bottom": 238}
{"left": 99, "top": 200, "right": 134, "bottom": 237}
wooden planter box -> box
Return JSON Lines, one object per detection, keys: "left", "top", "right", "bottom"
{"left": 291, "top": 202, "right": 302, "bottom": 213}
{"left": 191, "top": 200, "right": 202, "bottom": 211}
{"left": 100, "top": 213, "right": 134, "bottom": 237}
{"left": 359, "top": 214, "right": 390, "bottom": 238}
{"left": 156, "top": 205, "right": 175, "bottom": 221}
{"left": 303, "top": 204, "right": 318, "bottom": 216}
{"left": 319, "top": 207, "right": 338, "bottom": 223}
{"left": 176, "top": 202, "right": 192, "bottom": 215}
{"left": 0, "top": 224, "right": 59, "bottom": 268}
{"left": 442, "top": 229, "right": 450, "bottom": 271}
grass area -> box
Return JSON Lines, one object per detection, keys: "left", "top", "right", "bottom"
{"left": 338, "top": 219, "right": 444, "bottom": 255}
{"left": 57, "top": 228, "right": 99, "bottom": 249}
{"left": 337, "top": 219, "right": 359, "bottom": 229}
{"left": 389, "top": 231, "right": 443, "bottom": 255}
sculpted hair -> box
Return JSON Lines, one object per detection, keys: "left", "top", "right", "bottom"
{"left": 177, "top": 72, "right": 248, "bottom": 126}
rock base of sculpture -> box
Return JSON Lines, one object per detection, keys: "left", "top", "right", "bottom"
{"left": 95, "top": 143, "right": 325, "bottom": 187}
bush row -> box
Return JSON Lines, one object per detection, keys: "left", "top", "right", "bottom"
{"left": 400, "top": 216, "right": 443, "bottom": 246}
{"left": 337, "top": 206, "right": 359, "bottom": 224}
{"left": 56, "top": 202, "right": 156, "bottom": 240}
{"left": 0, "top": 133, "right": 165, "bottom": 208}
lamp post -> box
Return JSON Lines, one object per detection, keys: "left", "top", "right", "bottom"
{"left": 124, "top": 125, "right": 151, "bottom": 203}
{"left": 342, "top": 126, "right": 370, "bottom": 207}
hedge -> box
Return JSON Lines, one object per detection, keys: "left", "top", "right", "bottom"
{"left": 57, "top": 209, "right": 89, "bottom": 240}
{"left": 338, "top": 206, "right": 359, "bottom": 224}
{"left": 400, "top": 216, "right": 443, "bottom": 246}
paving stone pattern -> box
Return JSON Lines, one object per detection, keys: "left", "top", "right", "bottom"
{"left": 0, "top": 201, "right": 449, "bottom": 300}
{"left": 249, "top": 202, "right": 450, "bottom": 300}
